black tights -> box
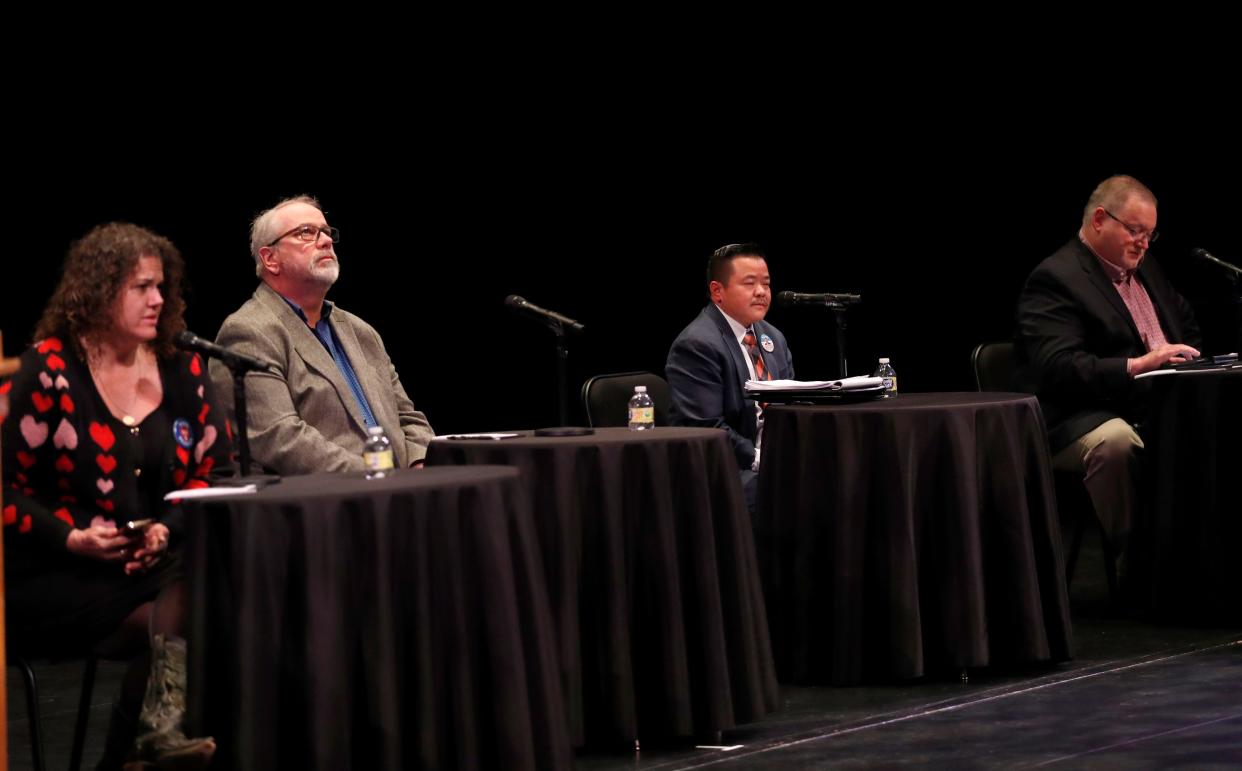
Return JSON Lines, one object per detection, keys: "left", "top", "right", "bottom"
{"left": 95, "top": 580, "right": 186, "bottom": 716}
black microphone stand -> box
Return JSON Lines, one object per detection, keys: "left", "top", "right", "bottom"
{"left": 1195, "top": 252, "right": 1242, "bottom": 351}
{"left": 792, "top": 298, "right": 852, "bottom": 378}
{"left": 1228, "top": 272, "right": 1242, "bottom": 352}
{"left": 505, "top": 298, "right": 591, "bottom": 434}
{"left": 531, "top": 317, "right": 592, "bottom": 435}
{"left": 779, "top": 293, "right": 861, "bottom": 378}
{"left": 209, "top": 351, "right": 271, "bottom": 479}
{"left": 229, "top": 365, "right": 255, "bottom": 477}
{"left": 829, "top": 302, "right": 849, "bottom": 378}
{"left": 554, "top": 323, "right": 571, "bottom": 426}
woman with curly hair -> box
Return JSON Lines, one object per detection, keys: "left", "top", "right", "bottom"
{"left": 2, "top": 222, "right": 231, "bottom": 770}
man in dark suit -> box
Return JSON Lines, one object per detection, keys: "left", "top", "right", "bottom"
{"left": 666, "top": 243, "right": 794, "bottom": 510}
{"left": 1015, "top": 175, "right": 1201, "bottom": 554}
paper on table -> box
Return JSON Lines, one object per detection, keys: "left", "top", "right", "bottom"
{"left": 745, "top": 376, "right": 885, "bottom": 392}
{"left": 163, "top": 485, "right": 258, "bottom": 501}
{"left": 432, "top": 432, "right": 523, "bottom": 440}
{"left": 1135, "top": 354, "right": 1242, "bottom": 380}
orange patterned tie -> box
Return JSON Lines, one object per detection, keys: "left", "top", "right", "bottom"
{"left": 743, "top": 330, "right": 772, "bottom": 381}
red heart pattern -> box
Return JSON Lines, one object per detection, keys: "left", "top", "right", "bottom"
{"left": 89, "top": 422, "right": 116, "bottom": 451}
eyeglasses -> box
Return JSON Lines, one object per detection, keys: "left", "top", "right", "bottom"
{"left": 266, "top": 224, "right": 340, "bottom": 247}
{"left": 1103, "top": 210, "right": 1158, "bottom": 244}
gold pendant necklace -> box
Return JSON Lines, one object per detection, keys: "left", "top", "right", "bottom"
{"left": 91, "top": 348, "right": 150, "bottom": 427}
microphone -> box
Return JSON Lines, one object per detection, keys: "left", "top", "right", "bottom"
{"left": 776, "top": 290, "right": 863, "bottom": 307}
{"left": 176, "top": 330, "right": 272, "bottom": 373}
{"left": 504, "top": 295, "right": 585, "bottom": 333}
{"left": 1191, "top": 248, "right": 1242, "bottom": 277}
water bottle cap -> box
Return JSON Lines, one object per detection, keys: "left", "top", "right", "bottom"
{"left": 634, "top": 385, "right": 647, "bottom": 393}
{"left": 878, "top": 357, "right": 890, "bottom": 364}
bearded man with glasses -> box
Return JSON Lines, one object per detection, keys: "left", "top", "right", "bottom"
{"left": 1014, "top": 175, "right": 1202, "bottom": 573}
{"left": 210, "top": 195, "right": 434, "bottom": 474}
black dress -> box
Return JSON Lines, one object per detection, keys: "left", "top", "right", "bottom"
{"left": 2, "top": 337, "right": 233, "bottom": 654}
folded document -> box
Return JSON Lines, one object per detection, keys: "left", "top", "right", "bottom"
{"left": 745, "top": 376, "right": 886, "bottom": 392}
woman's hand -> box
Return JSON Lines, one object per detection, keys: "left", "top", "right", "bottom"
{"left": 66, "top": 522, "right": 141, "bottom": 562}
{"left": 125, "top": 523, "right": 170, "bottom": 575}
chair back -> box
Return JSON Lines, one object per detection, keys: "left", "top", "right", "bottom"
{"left": 581, "top": 371, "right": 670, "bottom": 428}
{"left": 971, "top": 342, "right": 1017, "bottom": 392}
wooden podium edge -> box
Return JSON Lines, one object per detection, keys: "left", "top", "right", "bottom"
{"left": 1, "top": 328, "right": 22, "bottom": 767}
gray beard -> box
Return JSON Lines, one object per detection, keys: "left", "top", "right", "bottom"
{"left": 309, "top": 260, "right": 340, "bottom": 287}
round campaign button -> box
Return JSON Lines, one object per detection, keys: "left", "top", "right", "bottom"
{"left": 172, "top": 418, "right": 194, "bottom": 449}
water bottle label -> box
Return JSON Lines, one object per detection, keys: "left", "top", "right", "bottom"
{"left": 886, "top": 377, "right": 897, "bottom": 393}
{"left": 629, "top": 407, "right": 654, "bottom": 424}
{"left": 364, "top": 450, "right": 395, "bottom": 470}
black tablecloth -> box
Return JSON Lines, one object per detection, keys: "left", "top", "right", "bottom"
{"left": 1133, "top": 368, "right": 1242, "bottom": 622}
{"left": 756, "top": 393, "right": 1074, "bottom": 685}
{"left": 426, "top": 427, "right": 779, "bottom": 746}
{"left": 183, "top": 467, "right": 571, "bottom": 771}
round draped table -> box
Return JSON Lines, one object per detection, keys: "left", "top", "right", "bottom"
{"left": 427, "top": 427, "right": 779, "bottom": 746}
{"left": 182, "top": 467, "right": 571, "bottom": 771}
{"left": 756, "top": 392, "right": 1074, "bottom": 685}
{"left": 1132, "top": 367, "right": 1242, "bottom": 623}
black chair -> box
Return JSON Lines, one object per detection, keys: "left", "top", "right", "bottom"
{"left": 970, "top": 341, "right": 1017, "bottom": 392}
{"left": 580, "top": 371, "right": 671, "bottom": 428}
{"left": 970, "top": 342, "right": 1118, "bottom": 601}
{"left": 10, "top": 651, "right": 100, "bottom": 771}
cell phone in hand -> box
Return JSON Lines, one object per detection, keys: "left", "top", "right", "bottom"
{"left": 124, "top": 518, "right": 154, "bottom": 533}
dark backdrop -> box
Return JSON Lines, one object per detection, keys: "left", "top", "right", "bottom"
{"left": 5, "top": 132, "right": 1239, "bottom": 434}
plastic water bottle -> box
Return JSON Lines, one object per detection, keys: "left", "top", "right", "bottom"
{"left": 873, "top": 357, "right": 898, "bottom": 398}
{"left": 363, "top": 425, "right": 395, "bottom": 478}
{"left": 627, "top": 386, "right": 655, "bottom": 430}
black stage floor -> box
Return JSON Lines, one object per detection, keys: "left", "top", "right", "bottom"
{"left": 9, "top": 535, "right": 1241, "bottom": 770}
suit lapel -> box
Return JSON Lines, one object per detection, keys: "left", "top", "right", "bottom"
{"left": 705, "top": 306, "right": 753, "bottom": 392}
{"left": 330, "top": 314, "right": 390, "bottom": 429}
{"left": 255, "top": 284, "right": 368, "bottom": 432}
{"left": 1074, "top": 243, "right": 1144, "bottom": 346}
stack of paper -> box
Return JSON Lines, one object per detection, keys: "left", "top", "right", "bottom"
{"left": 745, "top": 376, "right": 886, "bottom": 392}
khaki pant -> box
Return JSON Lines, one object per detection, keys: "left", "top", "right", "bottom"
{"left": 1051, "top": 417, "right": 1143, "bottom": 545}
